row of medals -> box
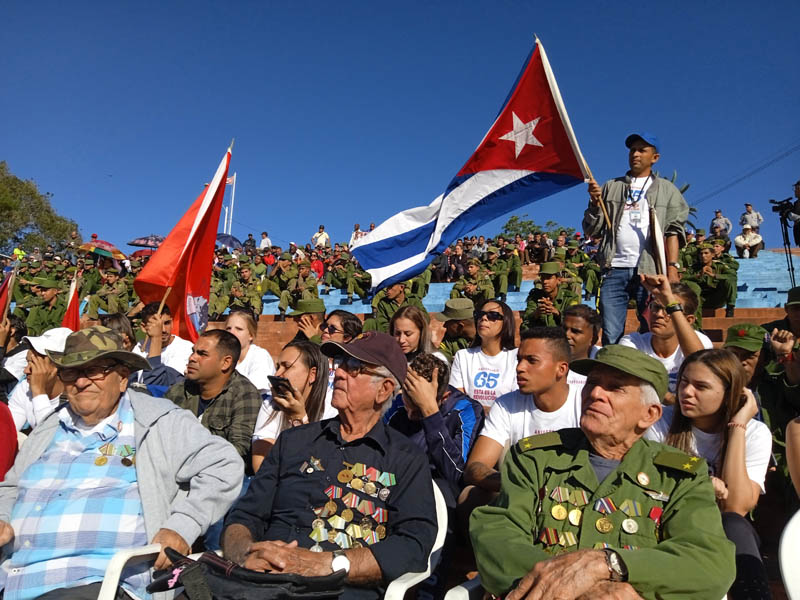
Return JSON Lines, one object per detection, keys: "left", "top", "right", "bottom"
{"left": 306, "top": 459, "right": 396, "bottom": 552}
{"left": 95, "top": 442, "right": 135, "bottom": 467}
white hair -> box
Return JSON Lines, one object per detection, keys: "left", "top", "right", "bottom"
{"left": 640, "top": 382, "right": 661, "bottom": 406}
{"left": 370, "top": 366, "right": 400, "bottom": 413}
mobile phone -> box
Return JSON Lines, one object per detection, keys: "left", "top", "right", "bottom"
{"left": 268, "top": 375, "right": 293, "bottom": 396}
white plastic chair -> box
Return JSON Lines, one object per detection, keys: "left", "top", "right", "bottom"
{"left": 99, "top": 543, "right": 162, "bottom": 600}
{"left": 444, "top": 574, "right": 484, "bottom": 600}
{"left": 383, "top": 480, "right": 448, "bottom": 600}
{"left": 780, "top": 508, "right": 800, "bottom": 599}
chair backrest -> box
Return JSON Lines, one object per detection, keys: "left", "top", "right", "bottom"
{"left": 383, "top": 479, "right": 448, "bottom": 600}
{"left": 780, "top": 508, "right": 800, "bottom": 599}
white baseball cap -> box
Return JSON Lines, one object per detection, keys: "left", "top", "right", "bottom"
{"left": 23, "top": 327, "right": 73, "bottom": 356}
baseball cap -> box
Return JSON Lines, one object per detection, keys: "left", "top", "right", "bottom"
{"left": 723, "top": 324, "right": 767, "bottom": 353}
{"left": 321, "top": 331, "right": 407, "bottom": 384}
{"left": 23, "top": 328, "right": 73, "bottom": 356}
{"left": 571, "top": 345, "right": 669, "bottom": 401}
{"left": 539, "top": 262, "right": 561, "bottom": 276}
{"left": 625, "top": 132, "right": 660, "bottom": 151}
{"left": 288, "top": 298, "right": 326, "bottom": 316}
{"left": 786, "top": 286, "right": 800, "bottom": 307}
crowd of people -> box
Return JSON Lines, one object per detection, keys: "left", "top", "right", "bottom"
{"left": 0, "top": 135, "right": 799, "bottom": 600}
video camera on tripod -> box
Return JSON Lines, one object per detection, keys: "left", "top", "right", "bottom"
{"left": 769, "top": 193, "right": 799, "bottom": 287}
{"left": 770, "top": 197, "right": 797, "bottom": 216}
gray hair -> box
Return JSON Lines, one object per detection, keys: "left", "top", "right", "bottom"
{"left": 370, "top": 366, "right": 400, "bottom": 412}
{"left": 640, "top": 382, "right": 661, "bottom": 406}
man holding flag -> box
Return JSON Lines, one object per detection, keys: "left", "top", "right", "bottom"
{"left": 585, "top": 133, "right": 688, "bottom": 345}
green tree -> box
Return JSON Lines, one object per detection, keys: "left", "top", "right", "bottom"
{"left": 0, "top": 161, "right": 79, "bottom": 254}
{"left": 500, "top": 213, "right": 575, "bottom": 239}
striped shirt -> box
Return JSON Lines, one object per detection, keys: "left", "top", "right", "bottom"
{"left": 1, "top": 393, "right": 149, "bottom": 600}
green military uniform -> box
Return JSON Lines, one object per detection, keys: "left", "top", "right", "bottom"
{"left": 410, "top": 264, "right": 433, "bottom": 299}
{"left": 438, "top": 336, "right": 471, "bottom": 363}
{"left": 261, "top": 253, "right": 298, "bottom": 302}
{"left": 347, "top": 263, "right": 371, "bottom": 303}
{"left": 11, "top": 280, "right": 45, "bottom": 320}
{"left": 484, "top": 246, "right": 508, "bottom": 298}
{"left": 521, "top": 263, "right": 579, "bottom": 330}
{"left": 433, "top": 298, "right": 475, "bottom": 362}
{"left": 24, "top": 277, "right": 68, "bottom": 335}
{"left": 470, "top": 429, "right": 735, "bottom": 599}
{"left": 322, "top": 255, "right": 353, "bottom": 294}
{"left": 682, "top": 245, "right": 737, "bottom": 312}
{"left": 450, "top": 266, "right": 495, "bottom": 307}
{"left": 279, "top": 264, "right": 319, "bottom": 313}
{"left": 565, "top": 241, "right": 601, "bottom": 300}
{"left": 363, "top": 293, "right": 427, "bottom": 333}
{"left": 251, "top": 260, "right": 267, "bottom": 279}
{"left": 209, "top": 274, "right": 229, "bottom": 320}
{"left": 503, "top": 247, "right": 523, "bottom": 292}
{"left": 86, "top": 270, "right": 129, "bottom": 318}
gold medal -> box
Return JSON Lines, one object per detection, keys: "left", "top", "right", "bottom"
{"left": 353, "top": 540, "right": 363, "bottom": 548}
{"left": 341, "top": 509, "right": 354, "bottom": 522}
{"left": 350, "top": 477, "right": 364, "bottom": 491}
{"left": 327, "top": 530, "right": 337, "bottom": 543}
{"left": 121, "top": 457, "right": 133, "bottom": 467}
{"left": 94, "top": 456, "right": 108, "bottom": 466}
{"left": 550, "top": 504, "right": 567, "bottom": 521}
{"left": 312, "top": 518, "right": 325, "bottom": 530}
{"left": 568, "top": 508, "right": 582, "bottom": 526}
{"left": 595, "top": 517, "right": 614, "bottom": 534}
{"left": 364, "top": 482, "right": 377, "bottom": 495}
{"left": 325, "top": 500, "right": 338, "bottom": 514}
{"left": 375, "top": 524, "right": 387, "bottom": 539}
{"left": 337, "top": 469, "right": 354, "bottom": 484}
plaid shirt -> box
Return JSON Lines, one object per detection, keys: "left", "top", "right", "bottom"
{"left": 165, "top": 370, "right": 261, "bottom": 461}
{"left": 1, "top": 393, "right": 149, "bottom": 600}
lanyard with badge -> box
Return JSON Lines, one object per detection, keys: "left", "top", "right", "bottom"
{"left": 626, "top": 174, "right": 651, "bottom": 226}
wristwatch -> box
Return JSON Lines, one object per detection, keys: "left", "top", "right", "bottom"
{"left": 665, "top": 302, "right": 684, "bottom": 315}
{"left": 603, "top": 548, "right": 628, "bottom": 582}
{"left": 668, "top": 261, "right": 681, "bottom": 269}
{"left": 331, "top": 550, "right": 351, "bottom": 574}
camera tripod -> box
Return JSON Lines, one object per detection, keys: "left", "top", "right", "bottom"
{"left": 777, "top": 214, "right": 796, "bottom": 288}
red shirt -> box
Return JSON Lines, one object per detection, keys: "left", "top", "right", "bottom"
{"left": 310, "top": 259, "right": 324, "bottom": 279}
{"left": 0, "top": 402, "right": 17, "bottom": 481}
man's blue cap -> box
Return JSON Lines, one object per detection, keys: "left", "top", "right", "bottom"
{"left": 625, "top": 132, "right": 660, "bottom": 151}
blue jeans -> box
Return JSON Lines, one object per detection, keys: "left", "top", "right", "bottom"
{"left": 204, "top": 476, "right": 251, "bottom": 551}
{"left": 598, "top": 267, "right": 649, "bottom": 346}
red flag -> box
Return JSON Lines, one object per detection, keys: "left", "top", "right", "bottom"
{"left": 134, "top": 146, "right": 232, "bottom": 341}
{"left": 61, "top": 277, "right": 81, "bottom": 331}
{"left": 0, "top": 271, "right": 13, "bottom": 321}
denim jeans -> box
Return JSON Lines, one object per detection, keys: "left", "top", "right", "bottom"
{"left": 598, "top": 267, "right": 649, "bottom": 346}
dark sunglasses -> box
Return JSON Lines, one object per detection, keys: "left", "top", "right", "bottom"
{"left": 474, "top": 310, "right": 504, "bottom": 322}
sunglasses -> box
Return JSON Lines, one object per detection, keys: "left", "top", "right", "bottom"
{"left": 339, "top": 357, "right": 384, "bottom": 377}
{"left": 58, "top": 364, "right": 117, "bottom": 383}
{"left": 474, "top": 310, "right": 504, "bottom": 322}
{"left": 322, "top": 324, "right": 344, "bottom": 335}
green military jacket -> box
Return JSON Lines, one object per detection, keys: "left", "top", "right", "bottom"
{"left": 79, "top": 270, "right": 102, "bottom": 297}
{"left": 288, "top": 274, "right": 320, "bottom": 297}
{"left": 264, "top": 264, "right": 298, "bottom": 293}
{"left": 683, "top": 260, "right": 735, "bottom": 289}
{"left": 452, "top": 274, "right": 494, "bottom": 304}
{"left": 522, "top": 285, "right": 579, "bottom": 329}
{"left": 374, "top": 295, "right": 427, "bottom": 333}
{"left": 470, "top": 429, "right": 735, "bottom": 600}
{"left": 251, "top": 263, "right": 267, "bottom": 278}
{"left": 97, "top": 279, "right": 128, "bottom": 300}
{"left": 485, "top": 257, "right": 509, "bottom": 277}
{"left": 26, "top": 296, "right": 68, "bottom": 336}
{"left": 566, "top": 250, "right": 599, "bottom": 273}
{"left": 438, "top": 336, "right": 471, "bottom": 362}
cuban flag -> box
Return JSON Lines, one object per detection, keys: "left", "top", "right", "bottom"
{"left": 351, "top": 38, "right": 591, "bottom": 290}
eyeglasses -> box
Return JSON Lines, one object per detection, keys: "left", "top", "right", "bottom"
{"left": 339, "top": 357, "right": 383, "bottom": 377}
{"left": 322, "top": 324, "right": 344, "bottom": 335}
{"left": 58, "top": 364, "right": 118, "bottom": 383}
{"left": 474, "top": 310, "right": 504, "bottom": 322}
{"left": 648, "top": 301, "right": 668, "bottom": 315}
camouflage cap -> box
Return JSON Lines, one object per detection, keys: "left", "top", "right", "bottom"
{"left": 47, "top": 326, "right": 151, "bottom": 372}
{"left": 538, "top": 262, "right": 561, "bottom": 276}
{"left": 31, "top": 276, "right": 61, "bottom": 289}
{"left": 434, "top": 298, "right": 475, "bottom": 322}
{"left": 571, "top": 344, "right": 669, "bottom": 401}
{"left": 288, "top": 298, "right": 326, "bottom": 316}
{"left": 724, "top": 323, "right": 767, "bottom": 353}
{"left": 786, "top": 286, "right": 800, "bottom": 307}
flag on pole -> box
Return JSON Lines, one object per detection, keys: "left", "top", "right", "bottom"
{"left": 0, "top": 270, "right": 14, "bottom": 321}
{"left": 226, "top": 175, "right": 236, "bottom": 185}
{"left": 351, "top": 38, "right": 590, "bottom": 290}
{"left": 61, "top": 276, "right": 81, "bottom": 331}
{"left": 134, "top": 145, "right": 232, "bottom": 341}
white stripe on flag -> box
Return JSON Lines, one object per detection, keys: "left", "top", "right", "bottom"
{"left": 179, "top": 150, "right": 230, "bottom": 264}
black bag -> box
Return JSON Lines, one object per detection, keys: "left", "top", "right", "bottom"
{"left": 147, "top": 547, "right": 347, "bottom": 600}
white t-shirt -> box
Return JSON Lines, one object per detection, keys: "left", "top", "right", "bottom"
{"left": 646, "top": 406, "right": 772, "bottom": 493}
{"left": 566, "top": 346, "right": 601, "bottom": 388}
{"left": 252, "top": 391, "right": 338, "bottom": 442}
{"left": 236, "top": 344, "right": 275, "bottom": 393}
{"left": 612, "top": 175, "right": 653, "bottom": 268}
{"left": 2, "top": 350, "right": 28, "bottom": 382}
{"left": 619, "top": 331, "right": 714, "bottom": 393}
{"left": 259, "top": 237, "right": 272, "bottom": 249}
{"left": 133, "top": 335, "right": 194, "bottom": 377}
{"left": 8, "top": 379, "right": 61, "bottom": 431}
{"left": 481, "top": 383, "right": 583, "bottom": 448}
{"left": 312, "top": 231, "right": 330, "bottom": 248}
{"left": 448, "top": 347, "right": 519, "bottom": 409}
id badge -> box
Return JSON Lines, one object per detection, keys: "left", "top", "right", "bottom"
{"left": 629, "top": 209, "right": 642, "bottom": 224}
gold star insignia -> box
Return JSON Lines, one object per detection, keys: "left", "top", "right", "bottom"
{"left": 521, "top": 440, "right": 533, "bottom": 449}
{"left": 682, "top": 463, "right": 693, "bottom": 470}
{"left": 690, "top": 457, "right": 700, "bottom": 462}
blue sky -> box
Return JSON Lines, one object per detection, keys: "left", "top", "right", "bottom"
{"left": 3, "top": 1, "right": 799, "bottom": 253}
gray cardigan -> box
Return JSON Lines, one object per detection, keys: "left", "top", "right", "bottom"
{"left": 0, "top": 388, "right": 244, "bottom": 561}
{"left": 582, "top": 174, "right": 689, "bottom": 273}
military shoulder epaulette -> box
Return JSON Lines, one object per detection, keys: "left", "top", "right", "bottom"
{"left": 517, "top": 431, "right": 563, "bottom": 452}
{"left": 653, "top": 449, "right": 704, "bottom": 476}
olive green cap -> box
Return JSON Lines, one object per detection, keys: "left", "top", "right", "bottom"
{"left": 54, "top": 265, "right": 66, "bottom": 272}
{"left": 487, "top": 245, "right": 499, "bottom": 255}
{"left": 238, "top": 263, "right": 253, "bottom": 270}
{"left": 695, "top": 229, "right": 706, "bottom": 236}
{"left": 31, "top": 276, "right": 61, "bottom": 289}
{"left": 31, "top": 261, "right": 42, "bottom": 269}
{"left": 698, "top": 242, "right": 714, "bottom": 249}
{"left": 554, "top": 247, "right": 567, "bottom": 258}
{"left": 786, "top": 286, "right": 800, "bottom": 307}
{"left": 130, "top": 260, "right": 141, "bottom": 267}
{"left": 47, "top": 325, "right": 151, "bottom": 371}
{"left": 538, "top": 262, "right": 561, "bottom": 276}
{"left": 288, "top": 298, "right": 326, "bottom": 316}
{"left": 298, "top": 260, "right": 311, "bottom": 268}
{"left": 571, "top": 344, "right": 669, "bottom": 401}
{"left": 466, "top": 258, "right": 482, "bottom": 267}
{"left": 434, "top": 298, "right": 475, "bottom": 322}
{"left": 724, "top": 323, "right": 767, "bottom": 353}
{"left": 567, "top": 240, "right": 580, "bottom": 248}
{"left": 712, "top": 238, "right": 726, "bottom": 246}
{"left": 223, "top": 254, "right": 234, "bottom": 260}
{"left": 105, "top": 267, "right": 120, "bottom": 275}
{"left": 279, "top": 252, "right": 293, "bottom": 261}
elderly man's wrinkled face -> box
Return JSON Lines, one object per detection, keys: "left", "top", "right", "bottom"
{"left": 580, "top": 367, "right": 659, "bottom": 439}
{"left": 332, "top": 357, "right": 393, "bottom": 413}
{"left": 59, "top": 360, "right": 129, "bottom": 426}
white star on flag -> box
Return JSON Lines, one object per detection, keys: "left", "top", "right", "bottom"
{"left": 499, "top": 112, "right": 543, "bottom": 158}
